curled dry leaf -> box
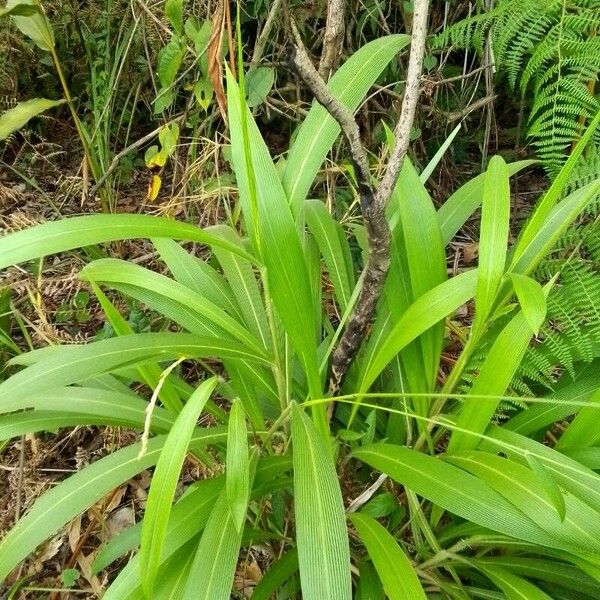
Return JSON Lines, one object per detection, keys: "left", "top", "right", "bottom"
{"left": 208, "top": 0, "right": 227, "bottom": 121}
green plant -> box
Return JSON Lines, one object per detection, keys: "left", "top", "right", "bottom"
{"left": 1, "top": 33, "right": 600, "bottom": 600}
{"left": 435, "top": 0, "right": 600, "bottom": 176}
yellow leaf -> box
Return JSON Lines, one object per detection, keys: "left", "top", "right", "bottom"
{"left": 147, "top": 175, "right": 162, "bottom": 201}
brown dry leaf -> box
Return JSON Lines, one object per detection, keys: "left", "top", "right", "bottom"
{"left": 208, "top": 0, "right": 227, "bottom": 121}
{"left": 68, "top": 515, "right": 82, "bottom": 553}
{"left": 75, "top": 551, "right": 103, "bottom": 596}
{"left": 105, "top": 506, "right": 135, "bottom": 538}
{"left": 234, "top": 558, "right": 262, "bottom": 598}
{"left": 462, "top": 242, "right": 479, "bottom": 265}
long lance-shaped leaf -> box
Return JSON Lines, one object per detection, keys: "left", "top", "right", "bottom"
{"left": 92, "top": 282, "right": 182, "bottom": 412}
{"left": 450, "top": 277, "right": 552, "bottom": 452}
{"left": 504, "top": 361, "right": 600, "bottom": 435}
{"left": 209, "top": 224, "right": 271, "bottom": 350}
{"left": 140, "top": 377, "right": 218, "bottom": 597}
{"left": 283, "top": 34, "right": 410, "bottom": 216}
{"left": 94, "top": 477, "right": 224, "bottom": 575}
{"left": 182, "top": 481, "right": 253, "bottom": 599}
{"left": 444, "top": 452, "right": 600, "bottom": 554}
{"left": 389, "top": 158, "right": 447, "bottom": 392}
{"left": 97, "top": 456, "right": 290, "bottom": 585}
{"left": 350, "top": 513, "right": 426, "bottom": 600}
{"left": 305, "top": 199, "right": 355, "bottom": 312}
{"left": 511, "top": 111, "right": 600, "bottom": 266}
{"left": 358, "top": 269, "right": 478, "bottom": 394}
{"left": 477, "top": 564, "right": 553, "bottom": 600}
{"left": 482, "top": 426, "right": 600, "bottom": 515}
{"left": 448, "top": 309, "right": 533, "bottom": 453}
{"left": 509, "top": 179, "right": 600, "bottom": 275}
{"left": 473, "top": 155, "right": 510, "bottom": 330}
{"left": 353, "top": 444, "right": 569, "bottom": 550}
{"left": 556, "top": 389, "right": 600, "bottom": 450}
{"left": 81, "top": 259, "right": 267, "bottom": 355}
{"left": 0, "top": 98, "right": 66, "bottom": 140}
{"left": 251, "top": 550, "right": 300, "bottom": 600}
{"left": 226, "top": 399, "right": 250, "bottom": 532}
{"left": 437, "top": 160, "right": 535, "bottom": 245}
{"left": 227, "top": 71, "right": 321, "bottom": 400}
{"left": 0, "top": 214, "right": 257, "bottom": 270}
{"left": 152, "top": 237, "right": 243, "bottom": 322}
{"left": 0, "top": 333, "right": 270, "bottom": 407}
{"left": 291, "top": 403, "right": 352, "bottom": 600}
{"left": 0, "top": 386, "right": 175, "bottom": 427}
{"left": 475, "top": 557, "right": 600, "bottom": 597}
{"left": 0, "top": 428, "right": 226, "bottom": 582}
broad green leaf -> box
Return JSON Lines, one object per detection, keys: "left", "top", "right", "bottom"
{"left": 305, "top": 200, "right": 355, "bottom": 312}
{"left": 152, "top": 540, "right": 197, "bottom": 599}
{"left": 165, "top": 0, "right": 183, "bottom": 36}
{"left": 359, "top": 269, "right": 478, "bottom": 394}
{"left": 226, "top": 399, "right": 250, "bottom": 532}
{"left": 227, "top": 72, "right": 321, "bottom": 399}
{"left": 474, "top": 155, "right": 510, "bottom": 329}
{"left": 354, "top": 444, "right": 565, "bottom": 549}
{"left": 0, "top": 214, "right": 256, "bottom": 270}
{"left": 556, "top": 389, "right": 600, "bottom": 450}
{"left": 350, "top": 513, "right": 426, "bottom": 600}
{"left": 0, "top": 429, "right": 226, "bottom": 582}
{"left": 182, "top": 484, "right": 250, "bottom": 600}
{"left": 509, "top": 273, "right": 547, "bottom": 334}
{"left": 283, "top": 34, "right": 410, "bottom": 216}
{"left": 0, "top": 410, "right": 150, "bottom": 441}
{"left": 437, "top": 160, "right": 535, "bottom": 245}
{"left": 5, "top": 0, "right": 54, "bottom": 51}
{"left": 158, "top": 37, "right": 184, "bottom": 88}
{"left": 245, "top": 67, "right": 275, "bottom": 108}
{"left": 448, "top": 310, "right": 533, "bottom": 452}
{"left": 477, "top": 564, "right": 553, "bottom": 600}
{"left": 512, "top": 112, "right": 600, "bottom": 266}
{"left": 0, "top": 97, "right": 65, "bottom": 140}
{"left": 291, "top": 403, "right": 352, "bottom": 599}
{"left": 0, "top": 333, "right": 270, "bottom": 407}
{"left": 444, "top": 452, "right": 600, "bottom": 554}
{"left": 251, "top": 550, "right": 299, "bottom": 600}
{"left": 140, "top": 377, "right": 218, "bottom": 597}
{"left": 509, "top": 179, "right": 600, "bottom": 275}
{"left": 81, "top": 259, "right": 266, "bottom": 356}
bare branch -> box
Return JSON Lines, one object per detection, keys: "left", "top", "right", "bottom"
{"left": 287, "top": 0, "right": 430, "bottom": 393}
{"left": 287, "top": 21, "right": 390, "bottom": 394}
{"left": 374, "top": 0, "right": 430, "bottom": 209}
{"left": 318, "top": 0, "right": 346, "bottom": 80}
{"left": 251, "top": 0, "right": 284, "bottom": 69}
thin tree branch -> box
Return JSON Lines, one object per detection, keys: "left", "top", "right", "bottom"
{"left": 374, "top": 0, "right": 430, "bottom": 210}
{"left": 287, "top": 21, "right": 391, "bottom": 394}
{"left": 287, "top": 0, "right": 430, "bottom": 393}
{"left": 251, "top": 0, "right": 284, "bottom": 69}
{"left": 318, "top": 0, "right": 346, "bottom": 80}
